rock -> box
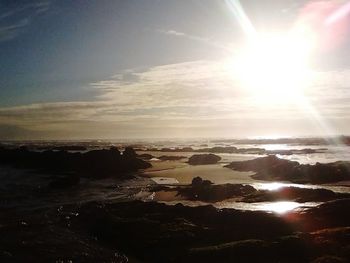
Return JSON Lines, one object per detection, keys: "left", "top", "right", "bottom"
{"left": 52, "top": 146, "right": 87, "bottom": 151}
{"left": 241, "top": 187, "right": 350, "bottom": 203}
{"left": 0, "top": 147, "right": 151, "bottom": 180}
{"left": 225, "top": 155, "right": 350, "bottom": 184}
{"left": 311, "top": 256, "right": 347, "bottom": 263}
{"left": 137, "top": 153, "right": 154, "bottom": 160}
{"left": 188, "top": 154, "right": 221, "bottom": 165}
{"left": 123, "top": 147, "right": 137, "bottom": 158}
{"left": 207, "top": 146, "right": 237, "bottom": 153}
{"left": 191, "top": 176, "right": 204, "bottom": 187}
{"left": 48, "top": 173, "right": 80, "bottom": 189}
{"left": 110, "top": 146, "right": 120, "bottom": 152}
{"left": 177, "top": 177, "right": 255, "bottom": 202}
{"left": 2, "top": 196, "right": 350, "bottom": 262}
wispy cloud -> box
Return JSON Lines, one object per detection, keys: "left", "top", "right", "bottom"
{"left": 0, "top": 1, "right": 51, "bottom": 42}
{"left": 157, "top": 29, "right": 232, "bottom": 52}
{"left": 0, "top": 58, "right": 350, "bottom": 138}
{"left": 0, "top": 18, "right": 30, "bottom": 41}
{"left": 162, "top": 29, "right": 186, "bottom": 37}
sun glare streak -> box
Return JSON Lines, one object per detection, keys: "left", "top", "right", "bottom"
{"left": 294, "top": 95, "right": 347, "bottom": 156}
{"left": 224, "top": 0, "right": 315, "bottom": 105}
{"left": 224, "top": 0, "right": 350, "bottom": 148}
{"left": 224, "top": 0, "right": 256, "bottom": 37}
{"left": 325, "top": 1, "right": 350, "bottom": 25}
{"left": 226, "top": 33, "right": 313, "bottom": 104}
{"left": 259, "top": 201, "right": 300, "bottom": 214}
{"left": 257, "top": 182, "right": 285, "bottom": 191}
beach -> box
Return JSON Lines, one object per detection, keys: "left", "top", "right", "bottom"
{"left": 0, "top": 140, "right": 350, "bottom": 262}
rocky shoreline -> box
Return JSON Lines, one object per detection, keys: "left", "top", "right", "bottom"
{"left": 225, "top": 155, "right": 350, "bottom": 184}
{"left": 1, "top": 147, "right": 350, "bottom": 262}
{"left": 1, "top": 198, "right": 350, "bottom": 262}
{"left": 153, "top": 177, "right": 350, "bottom": 203}
{"left": 0, "top": 146, "right": 151, "bottom": 188}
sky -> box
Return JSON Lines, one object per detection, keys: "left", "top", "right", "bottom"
{"left": 1, "top": 0, "right": 350, "bottom": 140}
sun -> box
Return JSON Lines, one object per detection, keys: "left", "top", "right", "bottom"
{"left": 227, "top": 32, "right": 314, "bottom": 104}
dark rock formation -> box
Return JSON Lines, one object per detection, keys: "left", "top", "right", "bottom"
{"left": 48, "top": 173, "right": 80, "bottom": 189}
{"left": 123, "top": 146, "right": 137, "bottom": 158}
{"left": 191, "top": 176, "right": 213, "bottom": 188}
{"left": 242, "top": 187, "right": 350, "bottom": 203}
{"left": 225, "top": 155, "right": 350, "bottom": 184}
{"left": 0, "top": 147, "right": 151, "bottom": 181}
{"left": 177, "top": 178, "right": 256, "bottom": 202}
{"left": 188, "top": 154, "right": 221, "bottom": 165}
{"left": 266, "top": 148, "right": 326, "bottom": 155}
{"left": 206, "top": 146, "right": 238, "bottom": 153}
{"left": 137, "top": 153, "right": 154, "bottom": 160}
{"left": 3, "top": 198, "right": 350, "bottom": 262}
{"left": 151, "top": 176, "right": 350, "bottom": 203}
{"left": 52, "top": 146, "right": 87, "bottom": 151}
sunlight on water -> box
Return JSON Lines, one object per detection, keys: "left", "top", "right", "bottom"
{"left": 256, "top": 182, "right": 286, "bottom": 191}
{"left": 258, "top": 201, "right": 301, "bottom": 214}
{"left": 214, "top": 200, "right": 320, "bottom": 213}
{"left": 151, "top": 177, "right": 179, "bottom": 184}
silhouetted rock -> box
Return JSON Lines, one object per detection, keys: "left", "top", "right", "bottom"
{"left": 206, "top": 146, "right": 237, "bottom": 153}
{"left": 188, "top": 154, "right": 221, "bottom": 165}
{"left": 0, "top": 147, "right": 151, "bottom": 180}
{"left": 74, "top": 200, "right": 295, "bottom": 262}
{"left": 1, "top": 194, "right": 350, "bottom": 262}
{"left": 152, "top": 177, "right": 350, "bottom": 203}
{"left": 123, "top": 147, "right": 137, "bottom": 158}
{"left": 311, "top": 255, "right": 347, "bottom": 263}
{"left": 48, "top": 173, "right": 80, "bottom": 189}
{"left": 191, "top": 176, "right": 204, "bottom": 187}
{"left": 176, "top": 177, "right": 255, "bottom": 202}
{"left": 242, "top": 187, "right": 350, "bottom": 203}
{"left": 52, "top": 146, "right": 87, "bottom": 151}
{"left": 137, "top": 153, "right": 154, "bottom": 160}
{"left": 110, "top": 146, "right": 120, "bottom": 152}
{"left": 265, "top": 148, "right": 327, "bottom": 155}
{"left": 225, "top": 155, "right": 350, "bottom": 184}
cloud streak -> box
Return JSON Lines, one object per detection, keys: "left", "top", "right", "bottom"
{"left": 1, "top": 58, "right": 350, "bottom": 139}
{"left": 0, "top": 1, "right": 51, "bottom": 42}
{"left": 157, "top": 29, "right": 232, "bottom": 52}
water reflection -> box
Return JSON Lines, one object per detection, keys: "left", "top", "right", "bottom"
{"left": 151, "top": 177, "right": 179, "bottom": 184}
{"left": 215, "top": 201, "right": 320, "bottom": 214}
{"left": 259, "top": 201, "right": 302, "bottom": 214}
{"left": 256, "top": 182, "right": 287, "bottom": 191}
{"left": 153, "top": 199, "right": 321, "bottom": 214}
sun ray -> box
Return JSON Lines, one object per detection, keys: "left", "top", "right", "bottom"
{"left": 224, "top": 0, "right": 350, "bottom": 147}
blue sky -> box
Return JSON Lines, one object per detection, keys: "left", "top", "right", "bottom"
{"left": 1, "top": 0, "right": 350, "bottom": 139}
{"left": 1, "top": 0, "right": 238, "bottom": 105}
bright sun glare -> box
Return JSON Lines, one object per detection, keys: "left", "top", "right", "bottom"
{"left": 227, "top": 32, "right": 314, "bottom": 104}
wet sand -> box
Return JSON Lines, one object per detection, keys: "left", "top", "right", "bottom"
{"left": 143, "top": 161, "right": 255, "bottom": 185}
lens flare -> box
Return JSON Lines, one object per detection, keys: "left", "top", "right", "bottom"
{"left": 224, "top": 0, "right": 350, "bottom": 143}
{"left": 227, "top": 32, "right": 313, "bottom": 104}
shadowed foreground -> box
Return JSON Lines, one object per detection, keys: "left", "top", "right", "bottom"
{"left": 1, "top": 199, "right": 350, "bottom": 262}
